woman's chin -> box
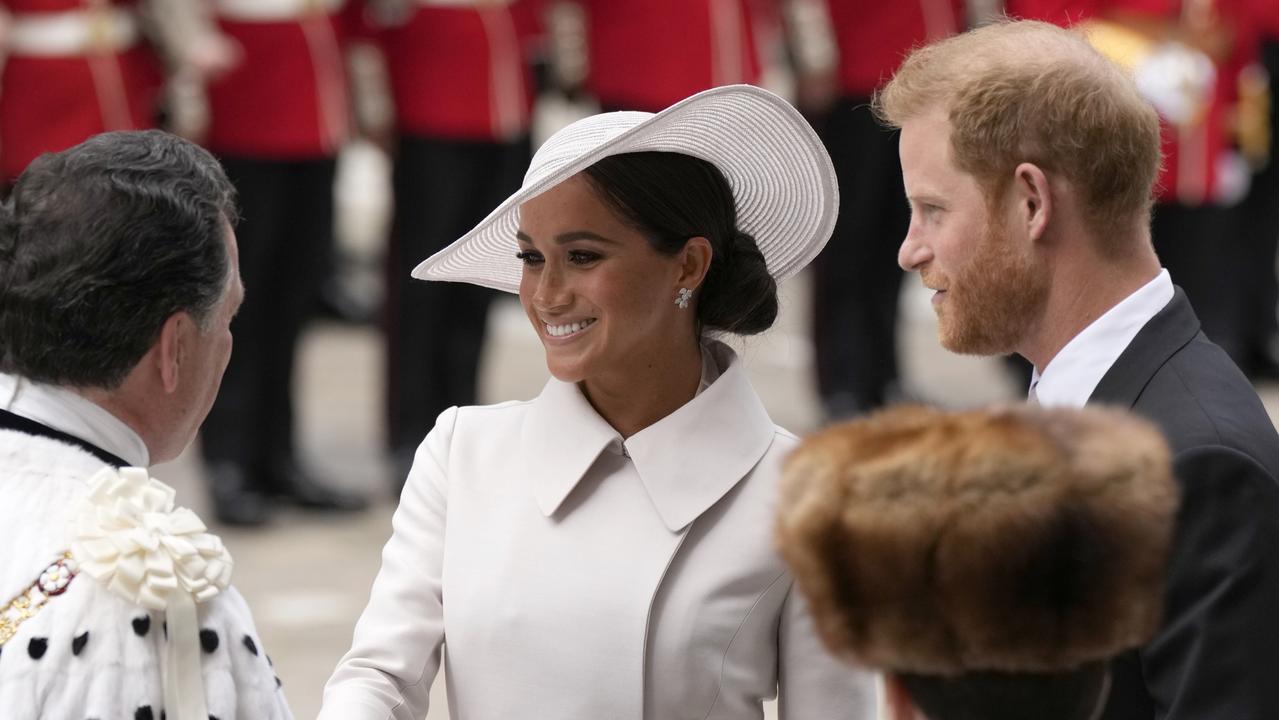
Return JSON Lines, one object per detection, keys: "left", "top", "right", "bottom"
{"left": 543, "top": 353, "right": 590, "bottom": 385}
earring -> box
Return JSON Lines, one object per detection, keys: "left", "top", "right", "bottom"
{"left": 675, "top": 288, "right": 693, "bottom": 309}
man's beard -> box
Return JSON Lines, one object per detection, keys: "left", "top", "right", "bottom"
{"left": 929, "top": 216, "right": 1049, "bottom": 356}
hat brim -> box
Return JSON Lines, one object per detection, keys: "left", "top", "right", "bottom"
{"left": 411, "top": 84, "right": 840, "bottom": 294}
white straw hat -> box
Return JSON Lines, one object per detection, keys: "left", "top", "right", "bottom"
{"left": 411, "top": 84, "right": 839, "bottom": 293}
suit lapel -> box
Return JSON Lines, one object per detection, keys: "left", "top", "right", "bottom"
{"left": 1088, "top": 288, "right": 1202, "bottom": 408}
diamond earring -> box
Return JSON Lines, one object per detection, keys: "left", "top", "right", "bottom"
{"left": 675, "top": 287, "right": 693, "bottom": 309}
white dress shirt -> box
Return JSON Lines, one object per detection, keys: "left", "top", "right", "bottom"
{"left": 1031, "top": 269, "right": 1175, "bottom": 408}
{"left": 0, "top": 372, "right": 149, "bottom": 467}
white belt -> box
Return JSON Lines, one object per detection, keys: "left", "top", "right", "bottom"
{"left": 216, "top": 0, "right": 345, "bottom": 22}
{"left": 7, "top": 8, "right": 139, "bottom": 57}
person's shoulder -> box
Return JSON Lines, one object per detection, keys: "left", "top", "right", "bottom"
{"left": 433, "top": 399, "right": 536, "bottom": 440}
{"left": 0, "top": 428, "right": 109, "bottom": 487}
{"left": 1135, "top": 335, "right": 1279, "bottom": 475}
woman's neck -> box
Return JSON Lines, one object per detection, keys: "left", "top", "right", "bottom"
{"left": 580, "top": 338, "right": 705, "bottom": 439}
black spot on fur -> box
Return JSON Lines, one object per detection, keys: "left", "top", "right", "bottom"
{"left": 72, "top": 632, "right": 89, "bottom": 656}
{"left": 27, "top": 637, "right": 47, "bottom": 659}
{"left": 275, "top": 675, "right": 282, "bottom": 688}
{"left": 132, "top": 616, "right": 150, "bottom": 637}
{"left": 135, "top": 707, "right": 154, "bottom": 720}
{"left": 199, "top": 629, "right": 219, "bottom": 653}
{"left": 242, "top": 635, "right": 258, "bottom": 656}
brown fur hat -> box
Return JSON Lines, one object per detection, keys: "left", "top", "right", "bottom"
{"left": 777, "top": 404, "right": 1177, "bottom": 676}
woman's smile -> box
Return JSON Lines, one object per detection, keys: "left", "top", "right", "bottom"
{"left": 543, "top": 317, "right": 598, "bottom": 339}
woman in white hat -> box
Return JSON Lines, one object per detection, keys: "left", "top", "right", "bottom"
{"left": 318, "top": 85, "right": 877, "bottom": 719}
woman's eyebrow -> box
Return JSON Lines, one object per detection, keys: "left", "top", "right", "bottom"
{"left": 516, "top": 230, "right": 619, "bottom": 245}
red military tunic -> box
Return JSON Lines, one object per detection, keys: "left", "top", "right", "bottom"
{"left": 1008, "top": 0, "right": 1237, "bottom": 205}
{"left": 824, "top": 0, "right": 964, "bottom": 96}
{"left": 581, "top": 0, "right": 763, "bottom": 112}
{"left": 1005, "top": 0, "right": 1174, "bottom": 25}
{"left": 0, "top": 0, "right": 160, "bottom": 181}
{"left": 204, "top": 0, "right": 350, "bottom": 159}
{"left": 377, "top": 0, "right": 537, "bottom": 142}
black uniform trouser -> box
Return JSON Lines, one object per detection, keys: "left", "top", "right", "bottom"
{"left": 384, "top": 134, "right": 528, "bottom": 455}
{"left": 811, "top": 97, "right": 909, "bottom": 417}
{"left": 200, "top": 155, "right": 336, "bottom": 488}
{"left": 1234, "top": 38, "right": 1279, "bottom": 369}
{"left": 1152, "top": 202, "right": 1244, "bottom": 363}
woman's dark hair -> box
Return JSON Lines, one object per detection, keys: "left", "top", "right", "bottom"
{"left": 0, "top": 130, "right": 237, "bottom": 389}
{"left": 898, "top": 662, "right": 1111, "bottom": 720}
{"left": 581, "top": 151, "right": 778, "bottom": 335}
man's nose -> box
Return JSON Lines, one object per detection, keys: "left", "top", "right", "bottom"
{"left": 898, "top": 232, "right": 932, "bottom": 272}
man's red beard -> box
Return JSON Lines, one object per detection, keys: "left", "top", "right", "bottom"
{"left": 927, "top": 215, "right": 1050, "bottom": 357}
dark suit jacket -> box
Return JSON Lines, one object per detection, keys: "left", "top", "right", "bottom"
{"left": 1092, "top": 289, "right": 1279, "bottom": 719}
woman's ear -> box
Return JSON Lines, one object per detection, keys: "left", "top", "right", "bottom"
{"left": 679, "top": 236, "right": 713, "bottom": 290}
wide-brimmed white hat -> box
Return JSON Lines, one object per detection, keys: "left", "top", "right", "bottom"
{"left": 411, "top": 84, "right": 839, "bottom": 293}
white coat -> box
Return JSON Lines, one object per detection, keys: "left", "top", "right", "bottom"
{"left": 319, "top": 342, "right": 877, "bottom": 719}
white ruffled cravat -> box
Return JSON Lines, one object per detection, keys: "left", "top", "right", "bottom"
{"left": 68, "top": 467, "right": 233, "bottom": 720}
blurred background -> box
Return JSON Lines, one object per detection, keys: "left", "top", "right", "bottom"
{"left": 2, "top": 0, "right": 1277, "bottom": 716}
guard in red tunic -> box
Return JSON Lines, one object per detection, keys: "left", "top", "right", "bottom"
{"left": 790, "top": 0, "right": 964, "bottom": 419}
{"left": 1010, "top": 0, "right": 1260, "bottom": 367}
{"left": 372, "top": 0, "right": 538, "bottom": 485}
{"left": 554, "top": 0, "right": 764, "bottom": 112}
{"left": 197, "top": 0, "right": 367, "bottom": 524}
{"left": 0, "top": 0, "right": 162, "bottom": 183}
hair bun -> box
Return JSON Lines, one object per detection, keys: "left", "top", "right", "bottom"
{"left": 699, "top": 228, "right": 778, "bottom": 335}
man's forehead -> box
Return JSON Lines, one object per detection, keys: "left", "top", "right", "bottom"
{"left": 899, "top": 111, "right": 953, "bottom": 182}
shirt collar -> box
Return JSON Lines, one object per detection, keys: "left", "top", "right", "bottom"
{"left": 0, "top": 373, "right": 150, "bottom": 467}
{"left": 1031, "top": 270, "right": 1174, "bottom": 408}
{"left": 524, "top": 341, "right": 776, "bottom": 531}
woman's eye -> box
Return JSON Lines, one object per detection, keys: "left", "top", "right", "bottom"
{"left": 568, "top": 250, "right": 601, "bottom": 265}
{"left": 516, "top": 250, "right": 544, "bottom": 266}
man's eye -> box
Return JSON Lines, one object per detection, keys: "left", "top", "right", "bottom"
{"left": 516, "top": 250, "right": 544, "bottom": 266}
{"left": 568, "top": 250, "right": 601, "bottom": 265}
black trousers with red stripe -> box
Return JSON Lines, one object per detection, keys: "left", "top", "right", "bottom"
{"left": 811, "top": 97, "right": 909, "bottom": 418}
{"left": 384, "top": 133, "right": 529, "bottom": 459}
{"left": 200, "top": 154, "right": 335, "bottom": 488}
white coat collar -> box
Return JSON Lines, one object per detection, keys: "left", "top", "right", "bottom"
{"left": 524, "top": 341, "right": 777, "bottom": 531}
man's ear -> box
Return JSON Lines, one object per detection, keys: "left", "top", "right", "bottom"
{"left": 678, "top": 236, "right": 713, "bottom": 290}
{"left": 1012, "top": 162, "right": 1052, "bottom": 242}
{"left": 884, "top": 674, "right": 926, "bottom": 720}
{"left": 156, "top": 312, "right": 190, "bottom": 395}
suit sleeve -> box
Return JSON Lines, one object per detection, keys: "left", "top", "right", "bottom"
{"left": 1142, "top": 445, "right": 1279, "bottom": 719}
{"left": 317, "top": 407, "right": 458, "bottom": 720}
{"left": 777, "top": 582, "right": 880, "bottom": 719}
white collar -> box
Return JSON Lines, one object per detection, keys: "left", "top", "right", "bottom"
{"left": 1031, "top": 270, "right": 1174, "bottom": 408}
{"left": 0, "top": 373, "right": 150, "bottom": 467}
{"left": 524, "top": 341, "right": 775, "bottom": 531}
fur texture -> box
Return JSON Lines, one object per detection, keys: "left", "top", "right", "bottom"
{"left": 776, "top": 404, "right": 1177, "bottom": 675}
